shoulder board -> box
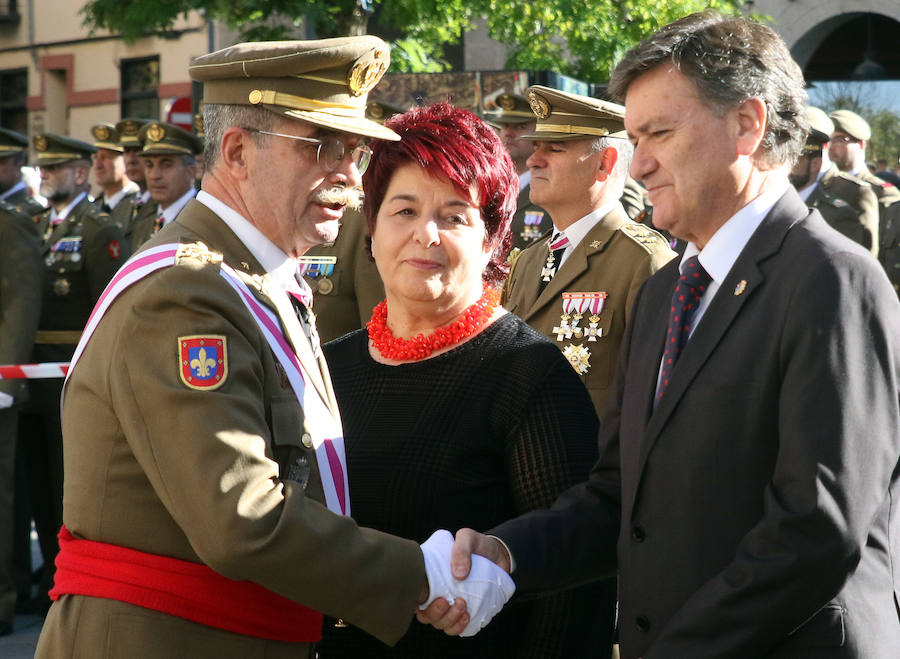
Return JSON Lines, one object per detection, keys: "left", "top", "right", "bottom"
{"left": 175, "top": 241, "right": 223, "bottom": 267}
{"left": 618, "top": 221, "right": 668, "bottom": 251}
{"left": 505, "top": 247, "right": 522, "bottom": 267}
{"left": 835, "top": 171, "right": 867, "bottom": 187}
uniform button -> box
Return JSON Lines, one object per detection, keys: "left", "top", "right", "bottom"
{"left": 631, "top": 525, "right": 646, "bottom": 542}
{"left": 301, "top": 433, "right": 313, "bottom": 448}
{"left": 636, "top": 615, "right": 651, "bottom": 632}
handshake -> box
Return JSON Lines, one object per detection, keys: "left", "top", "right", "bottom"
{"left": 418, "top": 529, "right": 515, "bottom": 637}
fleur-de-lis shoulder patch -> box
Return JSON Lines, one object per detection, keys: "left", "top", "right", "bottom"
{"left": 179, "top": 335, "right": 228, "bottom": 390}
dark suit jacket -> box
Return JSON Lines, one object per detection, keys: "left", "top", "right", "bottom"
{"left": 493, "top": 188, "right": 900, "bottom": 658}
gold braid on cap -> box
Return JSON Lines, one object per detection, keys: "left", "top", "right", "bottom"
{"left": 248, "top": 90, "right": 363, "bottom": 117}
{"left": 535, "top": 124, "right": 611, "bottom": 137}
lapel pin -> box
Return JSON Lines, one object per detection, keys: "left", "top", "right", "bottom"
{"left": 240, "top": 261, "right": 250, "bottom": 270}
{"left": 734, "top": 280, "right": 747, "bottom": 296}
{"left": 589, "top": 240, "right": 602, "bottom": 248}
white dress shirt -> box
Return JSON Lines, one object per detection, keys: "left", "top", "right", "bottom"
{"left": 159, "top": 187, "right": 197, "bottom": 227}
{"left": 554, "top": 201, "right": 623, "bottom": 267}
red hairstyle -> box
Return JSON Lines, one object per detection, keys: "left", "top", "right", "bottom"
{"left": 362, "top": 102, "right": 518, "bottom": 285}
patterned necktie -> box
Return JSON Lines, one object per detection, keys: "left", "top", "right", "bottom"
{"left": 656, "top": 256, "right": 712, "bottom": 403}
{"left": 154, "top": 211, "right": 165, "bottom": 233}
{"left": 288, "top": 273, "right": 320, "bottom": 354}
{"left": 539, "top": 231, "right": 570, "bottom": 292}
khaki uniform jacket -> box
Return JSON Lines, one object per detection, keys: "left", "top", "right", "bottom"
{"left": 821, "top": 165, "right": 879, "bottom": 256}
{"left": 806, "top": 184, "right": 868, "bottom": 249}
{"left": 102, "top": 190, "right": 139, "bottom": 231}
{"left": 502, "top": 207, "right": 675, "bottom": 417}
{"left": 509, "top": 183, "right": 550, "bottom": 252}
{"left": 35, "top": 200, "right": 423, "bottom": 659}
{"left": 2, "top": 186, "right": 45, "bottom": 221}
{"left": 0, "top": 203, "right": 43, "bottom": 402}
{"left": 303, "top": 209, "right": 384, "bottom": 343}
{"left": 125, "top": 195, "right": 160, "bottom": 253}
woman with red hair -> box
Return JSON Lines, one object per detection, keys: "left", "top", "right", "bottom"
{"left": 320, "top": 103, "right": 606, "bottom": 657}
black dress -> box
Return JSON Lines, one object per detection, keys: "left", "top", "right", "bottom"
{"left": 319, "top": 313, "right": 611, "bottom": 658}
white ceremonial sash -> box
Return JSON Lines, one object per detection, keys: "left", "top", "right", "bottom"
{"left": 64, "top": 243, "right": 350, "bottom": 516}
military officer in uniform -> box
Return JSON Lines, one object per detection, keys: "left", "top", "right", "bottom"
{"left": 126, "top": 121, "right": 201, "bottom": 251}
{"left": 485, "top": 92, "right": 550, "bottom": 251}
{"left": 300, "top": 100, "right": 404, "bottom": 341}
{"left": 829, "top": 108, "right": 900, "bottom": 258}
{"left": 36, "top": 38, "right": 510, "bottom": 658}
{"left": 790, "top": 108, "right": 868, "bottom": 247}
{"left": 115, "top": 118, "right": 157, "bottom": 236}
{"left": 90, "top": 123, "right": 139, "bottom": 229}
{"left": 816, "top": 111, "right": 879, "bottom": 256}
{"left": 0, "top": 128, "right": 45, "bottom": 217}
{"left": 0, "top": 201, "right": 43, "bottom": 636}
{"left": 501, "top": 86, "right": 674, "bottom": 659}
{"left": 16, "top": 133, "right": 129, "bottom": 611}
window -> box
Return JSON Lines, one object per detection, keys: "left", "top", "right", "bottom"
{"left": 0, "top": 69, "right": 27, "bottom": 134}
{"left": 0, "top": 0, "right": 20, "bottom": 24}
{"left": 121, "top": 56, "right": 159, "bottom": 119}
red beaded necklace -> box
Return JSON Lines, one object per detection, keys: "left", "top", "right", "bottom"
{"left": 367, "top": 287, "right": 501, "bottom": 362}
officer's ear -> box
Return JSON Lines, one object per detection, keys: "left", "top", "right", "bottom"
{"left": 73, "top": 160, "right": 91, "bottom": 186}
{"left": 218, "top": 126, "right": 252, "bottom": 181}
{"left": 596, "top": 145, "right": 618, "bottom": 183}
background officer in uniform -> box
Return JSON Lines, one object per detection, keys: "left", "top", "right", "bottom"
{"left": 90, "top": 123, "right": 139, "bottom": 229}
{"left": 300, "top": 101, "right": 399, "bottom": 341}
{"left": 126, "top": 121, "right": 201, "bottom": 252}
{"left": 0, "top": 201, "right": 42, "bottom": 636}
{"left": 116, "top": 118, "right": 156, "bottom": 240}
{"left": 485, "top": 93, "right": 550, "bottom": 251}
{"left": 790, "top": 108, "right": 867, "bottom": 247}
{"left": 0, "top": 128, "right": 45, "bottom": 217}
{"left": 503, "top": 86, "right": 674, "bottom": 417}
{"left": 829, "top": 108, "right": 900, "bottom": 259}
{"left": 501, "top": 85, "right": 674, "bottom": 659}
{"left": 16, "top": 133, "right": 129, "bottom": 612}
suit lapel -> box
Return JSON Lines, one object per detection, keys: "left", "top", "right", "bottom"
{"left": 636, "top": 189, "right": 811, "bottom": 474}
{"left": 523, "top": 208, "right": 628, "bottom": 321}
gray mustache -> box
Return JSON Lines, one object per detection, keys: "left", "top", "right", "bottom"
{"left": 313, "top": 186, "right": 364, "bottom": 211}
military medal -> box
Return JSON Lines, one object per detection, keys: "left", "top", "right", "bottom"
{"left": 541, "top": 233, "right": 570, "bottom": 282}
{"left": 52, "top": 277, "right": 70, "bottom": 296}
{"left": 555, "top": 292, "right": 608, "bottom": 374}
{"left": 520, "top": 211, "right": 545, "bottom": 242}
{"left": 563, "top": 344, "right": 591, "bottom": 374}
{"left": 298, "top": 255, "right": 337, "bottom": 283}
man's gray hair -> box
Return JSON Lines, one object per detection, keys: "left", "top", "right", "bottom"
{"left": 203, "top": 104, "right": 279, "bottom": 169}
{"left": 608, "top": 10, "right": 808, "bottom": 168}
{"left": 589, "top": 136, "right": 633, "bottom": 197}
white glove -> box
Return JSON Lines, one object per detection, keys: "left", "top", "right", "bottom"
{"left": 419, "top": 529, "right": 515, "bottom": 637}
{"left": 0, "top": 392, "right": 13, "bottom": 410}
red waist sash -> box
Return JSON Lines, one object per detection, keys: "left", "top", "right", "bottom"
{"left": 50, "top": 525, "right": 322, "bottom": 643}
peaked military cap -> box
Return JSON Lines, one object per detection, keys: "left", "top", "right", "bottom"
{"left": 365, "top": 100, "right": 406, "bottom": 125}
{"left": 189, "top": 36, "right": 399, "bottom": 141}
{"left": 139, "top": 121, "right": 203, "bottom": 156}
{"left": 32, "top": 132, "right": 97, "bottom": 166}
{"left": 91, "top": 123, "right": 124, "bottom": 152}
{"left": 0, "top": 128, "right": 29, "bottom": 155}
{"left": 804, "top": 107, "right": 834, "bottom": 154}
{"left": 116, "top": 118, "right": 151, "bottom": 148}
{"left": 483, "top": 92, "right": 535, "bottom": 125}
{"left": 521, "top": 86, "right": 626, "bottom": 141}
{"left": 829, "top": 109, "right": 871, "bottom": 142}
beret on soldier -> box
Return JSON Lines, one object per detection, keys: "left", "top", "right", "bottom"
{"left": 0, "top": 127, "right": 29, "bottom": 155}
{"left": 521, "top": 85, "right": 626, "bottom": 141}
{"left": 32, "top": 132, "right": 97, "bottom": 166}
{"left": 189, "top": 37, "right": 399, "bottom": 141}
{"left": 138, "top": 121, "right": 203, "bottom": 156}
{"left": 829, "top": 109, "right": 871, "bottom": 142}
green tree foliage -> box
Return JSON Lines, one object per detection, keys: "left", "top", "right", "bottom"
{"left": 81, "top": 0, "right": 745, "bottom": 83}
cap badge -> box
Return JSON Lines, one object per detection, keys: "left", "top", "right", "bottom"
{"left": 93, "top": 126, "right": 111, "bottom": 141}
{"left": 348, "top": 56, "right": 388, "bottom": 97}
{"left": 367, "top": 102, "right": 384, "bottom": 120}
{"left": 34, "top": 136, "right": 48, "bottom": 152}
{"left": 146, "top": 124, "right": 165, "bottom": 142}
{"left": 122, "top": 121, "right": 139, "bottom": 136}
{"left": 499, "top": 94, "right": 515, "bottom": 111}
{"left": 527, "top": 91, "right": 550, "bottom": 119}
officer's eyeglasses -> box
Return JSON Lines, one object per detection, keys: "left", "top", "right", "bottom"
{"left": 830, "top": 135, "right": 859, "bottom": 144}
{"left": 242, "top": 127, "right": 372, "bottom": 174}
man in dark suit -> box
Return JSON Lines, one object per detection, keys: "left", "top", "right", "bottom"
{"left": 422, "top": 11, "right": 900, "bottom": 658}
